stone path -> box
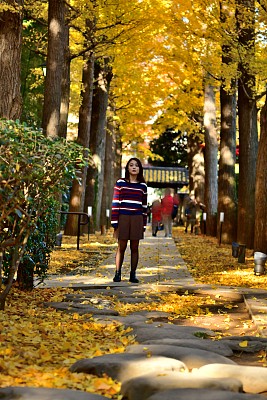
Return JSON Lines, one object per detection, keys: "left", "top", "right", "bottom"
{"left": 2, "top": 229, "right": 267, "bottom": 400}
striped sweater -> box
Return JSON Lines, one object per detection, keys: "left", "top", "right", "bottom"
{"left": 111, "top": 179, "right": 147, "bottom": 229}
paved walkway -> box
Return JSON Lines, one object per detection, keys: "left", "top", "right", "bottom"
{"left": 41, "top": 228, "right": 194, "bottom": 287}
{"left": 41, "top": 227, "right": 267, "bottom": 337}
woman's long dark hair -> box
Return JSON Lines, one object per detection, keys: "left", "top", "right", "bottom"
{"left": 125, "top": 157, "right": 146, "bottom": 183}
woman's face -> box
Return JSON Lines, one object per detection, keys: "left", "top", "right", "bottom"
{"left": 128, "top": 159, "right": 140, "bottom": 177}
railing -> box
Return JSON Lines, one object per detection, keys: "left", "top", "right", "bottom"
{"left": 60, "top": 211, "right": 90, "bottom": 250}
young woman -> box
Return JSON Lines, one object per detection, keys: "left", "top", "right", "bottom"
{"left": 111, "top": 158, "right": 147, "bottom": 283}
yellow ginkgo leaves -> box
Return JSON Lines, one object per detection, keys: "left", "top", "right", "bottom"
{"left": 239, "top": 340, "right": 248, "bottom": 348}
{"left": 173, "top": 226, "right": 267, "bottom": 290}
{"left": 0, "top": 287, "right": 134, "bottom": 397}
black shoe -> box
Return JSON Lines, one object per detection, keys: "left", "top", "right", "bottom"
{"left": 129, "top": 271, "right": 139, "bottom": 283}
{"left": 113, "top": 270, "right": 121, "bottom": 282}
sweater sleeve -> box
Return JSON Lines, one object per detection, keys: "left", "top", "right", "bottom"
{"left": 142, "top": 184, "right": 148, "bottom": 229}
{"left": 111, "top": 180, "right": 120, "bottom": 229}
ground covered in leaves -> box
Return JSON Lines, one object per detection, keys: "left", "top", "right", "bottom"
{"left": 172, "top": 227, "right": 267, "bottom": 289}
{"left": 1, "top": 228, "right": 267, "bottom": 397}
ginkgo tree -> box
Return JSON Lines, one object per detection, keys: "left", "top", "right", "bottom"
{"left": 1, "top": 0, "right": 267, "bottom": 252}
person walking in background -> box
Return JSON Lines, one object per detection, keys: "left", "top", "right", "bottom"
{"left": 185, "top": 193, "right": 197, "bottom": 233}
{"left": 161, "top": 188, "right": 174, "bottom": 237}
{"left": 171, "top": 193, "right": 180, "bottom": 224}
{"left": 111, "top": 158, "right": 147, "bottom": 283}
{"left": 151, "top": 198, "right": 162, "bottom": 237}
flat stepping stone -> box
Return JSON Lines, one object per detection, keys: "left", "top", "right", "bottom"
{"left": 121, "top": 371, "right": 243, "bottom": 400}
{"left": 90, "top": 314, "right": 147, "bottom": 325}
{"left": 131, "top": 311, "right": 170, "bottom": 319}
{"left": 44, "top": 302, "right": 119, "bottom": 316}
{"left": 220, "top": 335, "right": 267, "bottom": 343}
{"left": 125, "top": 344, "right": 236, "bottom": 370}
{"left": 220, "top": 339, "right": 267, "bottom": 353}
{"left": 0, "top": 386, "right": 108, "bottom": 399}
{"left": 69, "top": 353, "right": 188, "bottom": 382}
{"left": 146, "top": 388, "right": 266, "bottom": 400}
{"left": 88, "top": 312, "right": 171, "bottom": 325}
{"left": 128, "top": 322, "right": 215, "bottom": 343}
{"left": 115, "top": 297, "right": 154, "bottom": 304}
{"left": 142, "top": 338, "right": 233, "bottom": 357}
{"left": 198, "top": 363, "right": 267, "bottom": 393}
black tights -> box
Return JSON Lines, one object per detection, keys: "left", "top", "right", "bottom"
{"left": 115, "top": 239, "right": 139, "bottom": 273}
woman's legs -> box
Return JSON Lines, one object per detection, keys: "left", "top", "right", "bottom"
{"left": 130, "top": 240, "right": 139, "bottom": 272}
{"left": 113, "top": 239, "right": 128, "bottom": 282}
{"left": 129, "top": 240, "right": 140, "bottom": 283}
{"left": 113, "top": 239, "right": 140, "bottom": 283}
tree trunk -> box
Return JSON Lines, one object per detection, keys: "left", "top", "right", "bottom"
{"left": 17, "top": 261, "right": 34, "bottom": 290}
{"left": 218, "top": 86, "right": 237, "bottom": 244}
{"left": 100, "top": 118, "right": 114, "bottom": 232}
{"left": 0, "top": 1, "right": 23, "bottom": 119}
{"left": 42, "top": 0, "right": 65, "bottom": 138}
{"left": 114, "top": 125, "right": 123, "bottom": 183}
{"left": 218, "top": 2, "right": 238, "bottom": 244}
{"left": 203, "top": 80, "right": 218, "bottom": 236}
{"left": 100, "top": 132, "right": 110, "bottom": 233}
{"left": 64, "top": 52, "right": 94, "bottom": 235}
{"left": 254, "top": 99, "right": 267, "bottom": 253}
{"left": 59, "top": 23, "right": 70, "bottom": 139}
{"left": 187, "top": 134, "right": 205, "bottom": 203}
{"left": 236, "top": 0, "right": 258, "bottom": 249}
{"left": 85, "top": 59, "right": 113, "bottom": 231}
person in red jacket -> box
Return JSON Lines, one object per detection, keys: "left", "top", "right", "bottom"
{"left": 151, "top": 199, "right": 162, "bottom": 236}
{"left": 161, "top": 188, "right": 174, "bottom": 237}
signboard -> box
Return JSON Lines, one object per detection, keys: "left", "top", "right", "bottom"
{"left": 143, "top": 166, "right": 189, "bottom": 187}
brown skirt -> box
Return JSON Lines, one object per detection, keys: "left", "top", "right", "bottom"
{"left": 118, "top": 214, "right": 144, "bottom": 240}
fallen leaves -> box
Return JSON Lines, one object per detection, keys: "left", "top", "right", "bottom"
{"left": 173, "top": 227, "right": 267, "bottom": 289}
{"left": 0, "top": 287, "right": 132, "bottom": 397}
{"left": 1, "top": 227, "right": 266, "bottom": 396}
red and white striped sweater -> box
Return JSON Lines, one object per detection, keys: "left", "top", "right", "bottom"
{"left": 111, "top": 179, "right": 147, "bottom": 229}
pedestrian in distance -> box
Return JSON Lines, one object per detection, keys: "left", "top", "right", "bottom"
{"left": 151, "top": 198, "right": 162, "bottom": 237}
{"left": 185, "top": 193, "right": 197, "bottom": 234}
{"left": 111, "top": 157, "right": 147, "bottom": 283}
{"left": 161, "top": 187, "right": 174, "bottom": 237}
{"left": 171, "top": 192, "right": 180, "bottom": 223}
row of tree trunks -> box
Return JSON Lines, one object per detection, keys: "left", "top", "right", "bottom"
{"left": 64, "top": 52, "right": 95, "bottom": 235}
{"left": 83, "top": 59, "right": 113, "bottom": 232}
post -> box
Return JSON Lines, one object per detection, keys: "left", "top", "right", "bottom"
{"left": 77, "top": 214, "right": 81, "bottom": 250}
{"left": 219, "top": 212, "right": 224, "bottom": 245}
{"left": 87, "top": 206, "right": 92, "bottom": 240}
{"left": 203, "top": 212, "right": 207, "bottom": 235}
{"left": 238, "top": 244, "right": 246, "bottom": 264}
{"left": 106, "top": 209, "right": 110, "bottom": 230}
